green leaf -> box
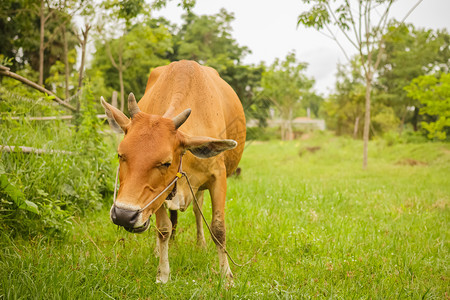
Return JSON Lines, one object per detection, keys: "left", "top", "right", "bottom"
{"left": 0, "top": 173, "right": 40, "bottom": 215}
{"left": 20, "top": 200, "right": 40, "bottom": 215}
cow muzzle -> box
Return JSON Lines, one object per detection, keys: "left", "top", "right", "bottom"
{"left": 110, "top": 205, "right": 150, "bottom": 233}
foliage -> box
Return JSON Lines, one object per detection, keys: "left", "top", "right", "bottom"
{"left": 89, "top": 22, "right": 172, "bottom": 102}
{"left": 324, "top": 59, "right": 365, "bottom": 136}
{"left": 376, "top": 21, "right": 450, "bottom": 131}
{"left": 301, "top": 92, "right": 324, "bottom": 118}
{"left": 0, "top": 136, "right": 448, "bottom": 298}
{"left": 371, "top": 105, "right": 400, "bottom": 134}
{"left": 0, "top": 0, "right": 80, "bottom": 87}
{"left": 0, "top": 84, "right": 116, "bottom": 237}
{"left": 260, "top": 52, "right": 314, "bottom": 140}
{"left": 171, "top": 9, "right": 269, "bottom": 121}
{"left": 404, "top": 73, "right": 450, "bottom": 140}
{"left": 102, "top": 0, "right": 147, "bottom": 29}
{"left": 175, "top": 9, "right": 248, "bottom": 63}
{"left": 298, "top": 0, "right": 399, "bottom": 168}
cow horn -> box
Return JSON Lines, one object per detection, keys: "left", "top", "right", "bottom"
{"left": 128, "top": 92, "right": 140, "bottom": 118}
{"left": 172, "top": 108, "right": 191, "bottom": 129}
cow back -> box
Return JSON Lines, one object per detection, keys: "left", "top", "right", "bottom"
{"left": 138, "top": 60, "right": 246, "bottom": 176}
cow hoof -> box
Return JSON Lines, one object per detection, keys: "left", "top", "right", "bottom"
{"left": 156, "top": 277, "right": 168, "bottom": 284}
{"left": 224, "top": 271, "right": 234, "bottom": 288}
{"left": 156, "top": 274, "right": 169, "bottom": 284}
{"left": 225, "top": 278, "right": 235, "bottom": 289}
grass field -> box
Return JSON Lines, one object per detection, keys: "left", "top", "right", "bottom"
{"left": 1, "top": 133, "right": 449, "bottom": 299}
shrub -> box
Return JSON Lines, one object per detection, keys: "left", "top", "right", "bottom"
{"left": 0, "top": 83, "right": 116, "bottom": 238}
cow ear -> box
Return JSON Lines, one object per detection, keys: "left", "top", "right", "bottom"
{"left": 180, "top": 133, "right": 237, "bottom": 158}
{"left": 100, "top": 97, "right": 131, "bottom": 133}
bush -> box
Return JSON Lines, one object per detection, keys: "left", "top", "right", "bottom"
{"left": 0, "top": 83, "right": 116, "bottom": 238}
{"left": 246, "top": 126, "right": 281, "bottom": 141}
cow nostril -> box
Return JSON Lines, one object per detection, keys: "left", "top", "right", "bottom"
{"left": 111, "top": 205, "right": 140, "bottom": 227}
{"left": 129, "top": 211, "right": 139, "bottom": 224}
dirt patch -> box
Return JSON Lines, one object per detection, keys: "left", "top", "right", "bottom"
{"left": 431, "top": 199, "right": 448, "bottom": 210}
{"left": 300, "top": 133, "right": 312, "bottom": 140}
{"left": 395, "top": 158, "right": 427, "bottom": 166}
{"left": 299, "top": 146, "right": 321, "bottom": 156}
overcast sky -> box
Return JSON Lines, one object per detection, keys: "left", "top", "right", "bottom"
{"left": 154, "top": 0, "right": 450, "bottom": 96}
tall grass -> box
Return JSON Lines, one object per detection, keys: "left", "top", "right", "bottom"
{"left": 0, "top": 133, "right": 449, "bottom": 298}
{"left": 0, "top": 84, "right": 116, "bottom": 236}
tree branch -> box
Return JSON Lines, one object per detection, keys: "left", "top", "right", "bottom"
{"left": 0, "top": 66, "right": 76, "bottom": 111}
{"left": 1, "top": 145, "right": 74, "bottom": 155}
{"left": 325, "top": 2, "right": 359, "bottom": 51}
{"left": 345, "top": 0, "right": 361, "bottom": 46}
{"left": 325, "top": 23, "right": 351, "bottom": 63}
{"left": 106, "top": 42, "right": 119, "bottom": 69}
{"left": 400, "top": 0, "right": 424, "bottom": 24}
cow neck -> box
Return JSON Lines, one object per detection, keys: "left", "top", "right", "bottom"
{"left": 112, "top": 154, "right": 185, "bottom": 213}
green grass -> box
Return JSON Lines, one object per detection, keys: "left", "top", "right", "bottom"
{"left": 1, "top": 133, "right": 449, "bottom": 299}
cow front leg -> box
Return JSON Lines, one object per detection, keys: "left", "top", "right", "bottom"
{"left": 155, "top": 206, "right": 172, "bottom": 283}
{"left": 209, "top": 173, "right": 233, "bottom": 280}
{"left": 193, "top": 190, "right": 207, "bottom": 248}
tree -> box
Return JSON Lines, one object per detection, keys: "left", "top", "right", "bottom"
{"left": 260, "top": 52, "right": 314, "bottom": 140}
{"left": 98, "top": 0, "right": 194, "bottom": 111}
{"left": 376, "top": 22, "right": 450, "bottom": 132}
{"left": 298, "top": 0, "right": 422, "bottom": 169}
{"left": 172, "top": 10, "right": 268, "bottom": 122}
{"left": 325, "top": 59, "right": 365, "bottom": 137}
{"left": 404, "top": 73, "right": 450, "bottom": 140}
{"left": 0, "top": 0, "right": 77, "bottom": 86}
{"left": 301, "top": 92, "right": 324, "bottom": 119}
{"left": 0, "top": 0, "right": 37, "bottom": 71}
{"left": 89, "top": 22, "right": 172, "bottom": 108}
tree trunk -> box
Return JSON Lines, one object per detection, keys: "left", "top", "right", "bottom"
{"left": 76, "top": 24, "right": 90, "bottom": 113}
{"left": 280, "top": 121, "right": 286, "bottom": 141}
{"left": 77, "top": 25, "right": 90, "bottom": 93}
{"left": 286, "top": 121, "right": 293, "bottom": 140}
{"left": 111, "top": 91, "right": 118, "bottom": 108}
{"left": 119, "top": 67, "right": 124, "bottom": 112}
{"left": 399, "top": 107, "right": 408, "bottom": 134}
{"left": 286, "top": 108, "right": 294, "bottom": 140}
{"left": 118, "top": 47, "right": 125, "bottom": 112}
{"left": 353, "top": 116, "right": 360, "bottom": 139}
{"left": 39, "top": 0, "right": 45, "bottom": 86}
{"left": 62, "top": 28, "right": 70, "bottom": 99}
{"left": 412, "top": 106, "right": 419, "bottom": 131}
{"left": 363, "top": 75, "right": 372, "bottom": 169}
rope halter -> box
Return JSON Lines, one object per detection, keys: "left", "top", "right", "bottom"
{"left": 112, "top": 154, "right": 185, "bottom": 213}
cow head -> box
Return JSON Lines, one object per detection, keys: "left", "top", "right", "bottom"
{"left": 101, "top": 93, "right": 237, "bottom": 233}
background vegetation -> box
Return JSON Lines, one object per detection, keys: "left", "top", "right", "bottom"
{"left": 0, "top": 0, "right": 449, "bottom": 297}
{"left": 1, "top": 136, "right": 449, "bottom": 298}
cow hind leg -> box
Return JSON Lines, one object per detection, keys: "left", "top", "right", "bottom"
{"left": 155, "top": 206, "right": 172, "bottom": 283}
{"left": 209, "top": 172, "right": 233, "bottom": 280}
{"left": 169, "top": 209, "right": 178, "bottom": 240}
{"left": 193, "top": 191, "right": 207, "bottom": 248}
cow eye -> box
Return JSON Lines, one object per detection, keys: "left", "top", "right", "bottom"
{"left": 118, "top": 154, "right": 124, "bottom": 160}
{"left": 158, "top": 161, "right": 171, "bottom": 169}
{"left": 162, "top": 162, "right": 171, "bottom": 168}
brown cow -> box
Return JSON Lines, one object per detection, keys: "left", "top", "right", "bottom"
{"left": 101, "top": 60, "right": 246, "bottom": 283}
